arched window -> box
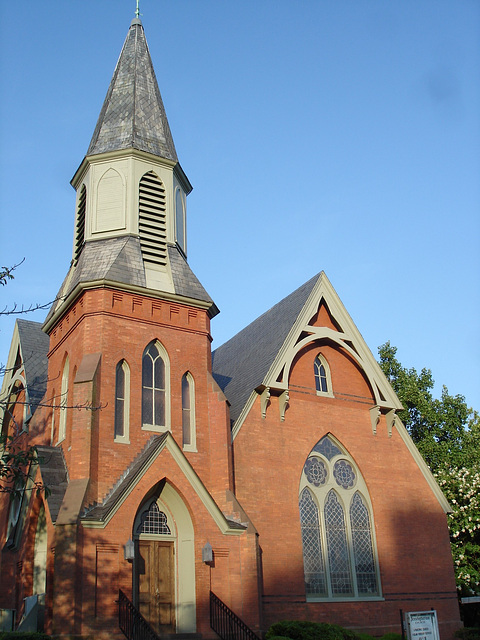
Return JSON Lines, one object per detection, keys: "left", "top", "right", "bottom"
{"left": 314, "top": 354, "right": 333, "bottom": 397}
{"left": 142, "top": 341, "right": 170, "bottom": 430}
{"left": 139, "top": 172, "right": 167, "bottom": 267}
{"left": 299, "top": 435, "right": 380, "bottom": 600}
{"left": 58, "top": 356, "right": 69, "bottom": 443}
{"left": 182, "top": 372, "right": 196, "bottom": 451}
{"left": 114, "top": 360, "right": 130, "bottom": 443}
{"left": 137, "top": 502, "right": 172, "bottom": 535}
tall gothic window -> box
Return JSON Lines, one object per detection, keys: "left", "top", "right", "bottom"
{"left": 142, "top": 341, "right": 170, "bottom": 430}
{"left": 114, "top": 360, "right": 130, "bottom": 442}
{"left": 182, "top": 372, "right": 195, "bottom": 450}
{"left": 58, "top": 356, "right": 69, "bottom": 442}
{"left": 299, "top": 435, "right": 380, "bottom": 599}
{"left": 314, "top": 354, "right": 332, "bottom": 396}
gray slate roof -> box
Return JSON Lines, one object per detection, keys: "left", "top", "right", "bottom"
{"left": 46, "top": 238, "right": 216, "bottom": 323}
{"left": 87, "top": 18, "right": 177, "bottom": 160}
{"left": 212, "top": 273, "right": 320, "bottom": 423}
{"left": 36, "top": 446, "right": 69, "bottom": 523}
{"left": 168, "top": 245, "right": 216, "bottom": 310}
{"left": 17, "top": 320, "right": 49, "bottom": 412}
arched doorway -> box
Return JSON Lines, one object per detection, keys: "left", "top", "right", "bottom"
{"left": 133, "top": 481, "right": 195, "bottom": 634}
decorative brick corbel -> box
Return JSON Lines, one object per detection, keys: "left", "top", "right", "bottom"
{"left": 279, "top": 389, "right": 289, "bottom": 422}
{"left": 260, "top": 387, "right": 271, "bottom": 419}
{"left": 369, "top": 405, "right": 381, "bottom": 435}
{"left": 386, "top": 409, "right": 397, "bottom": 437}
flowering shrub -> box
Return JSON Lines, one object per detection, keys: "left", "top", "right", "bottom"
{"left": 435, "top": 464, "right": 480, "bottom": 596}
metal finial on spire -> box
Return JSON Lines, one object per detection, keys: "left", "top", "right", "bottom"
{"left": 135, "top": 0, "right": 140, "bottom": 18}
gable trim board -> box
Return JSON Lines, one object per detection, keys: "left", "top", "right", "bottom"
{"left": 231, "top": 272, "right": 401, "bottom": 440}
{"left": 228, "top": 272, "right": 450, "bottom": 515}
{"left": 80, "top": 432, "right": 245, "bottom": 534}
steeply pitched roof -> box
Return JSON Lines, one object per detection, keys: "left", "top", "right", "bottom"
{"left": 87, "top": 18, "right": 177, "bottom": 161}
{"left": 212, "top": 274, "right": 320, "bottom": 422}
{"left": 45, "top": 239, "right": 217, "bottom": 325}
{"left": 16, "top": 320, "right": 49, "bottom": 410}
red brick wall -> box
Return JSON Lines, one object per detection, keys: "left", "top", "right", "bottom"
{"left": 233, "top": 341, "right": 460, "bottom": 638}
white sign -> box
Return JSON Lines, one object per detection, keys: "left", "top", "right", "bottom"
{"left": 406, "top": 610, "right": 440, "bottom": 640}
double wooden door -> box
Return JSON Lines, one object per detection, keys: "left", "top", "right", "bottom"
{"left": 137, "top": 540, "right": 175, "bottom": 634}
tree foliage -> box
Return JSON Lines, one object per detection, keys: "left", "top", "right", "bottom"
{"left": 379, "top": 342, "right": 480, "bottom": 596}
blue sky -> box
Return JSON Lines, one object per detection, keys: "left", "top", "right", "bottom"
{"left": 1, "top": 1, "right": 479, "bottom": 410}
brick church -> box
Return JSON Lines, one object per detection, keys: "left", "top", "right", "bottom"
{"left": 0, "top": 15, "right": 461, "bottom": 640}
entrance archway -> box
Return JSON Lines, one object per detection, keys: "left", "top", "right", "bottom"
{"left": 133, "top": 481, "right": 196, "bottom": 634}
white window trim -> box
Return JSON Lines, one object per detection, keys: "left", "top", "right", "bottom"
{"left": 57, "top": 356, "right": 69, "bottom": 444}
{"left": 114, "top": 360, "right": 130, "bottom": 444}
{"left": 182, "top": 372, "right": 197, "bottom": 452}
{"left": 141, "top": 340, "right": 171, "bottom": 433}
{"left": 299, "top": 436, "right": 382, "bottom": 602}
{"left": 314, "top": 353, "right": 334, "bottom": 398}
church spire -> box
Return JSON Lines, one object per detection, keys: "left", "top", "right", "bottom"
{"left": 87, "top": 18, "right": 177, "bottom": 162}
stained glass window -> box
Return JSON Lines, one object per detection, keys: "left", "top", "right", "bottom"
{"left": 299, "top": 489, "right": 327, "bottom": 596}
{"left": 350, "top": 493, "right": 378, "bottom": 595}
{"left": 313, "top": 435, "right": 341, "bottom": 460}
{"left": 299, "top": 437, "right": 380, "bottom": 599}
{"left": 304, "top": 457, "right": 328, "bottom": 486}
{"left": 333, "top": 460, "right": 356, "bottom": 489}
{"left": 325, "top": 491, "right": 353, "bottom": 595}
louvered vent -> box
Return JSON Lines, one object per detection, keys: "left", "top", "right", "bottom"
{"left": 139, "top": 172, "right": 167, "bottom": 267}
{"left": 74, "top": 185, "right": 87, "bottom": 265}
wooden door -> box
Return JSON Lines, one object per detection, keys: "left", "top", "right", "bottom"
{"left": 137, "top": 540, "right": 175, "bottom": 634}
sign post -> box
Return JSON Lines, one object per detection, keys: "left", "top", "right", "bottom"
{"left": 405, "top": 610, "right": 440, "bottom": 640}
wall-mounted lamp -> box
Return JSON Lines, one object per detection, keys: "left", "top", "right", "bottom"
{"left": 124, "top": 538, "right": 135, "bottom": 561}
{"left": 202, "top": 541, "right": 213, "bottom": 564}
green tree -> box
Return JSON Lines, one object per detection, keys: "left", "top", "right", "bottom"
{"left": 378, "top": 342, "right": 480, "bottom": 596}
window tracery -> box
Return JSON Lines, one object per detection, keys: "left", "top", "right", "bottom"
{"left": 299, "top": 435, "right": 380, "bottom": 599}
{"left": 142, "top": 341, "right": 170, "bottom": 430}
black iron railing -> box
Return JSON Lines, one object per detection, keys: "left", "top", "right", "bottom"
{"left": 210, "top": 591, "right": 259, "bottom": 640}
{"left": 118, "top": 589, "right": 160, "bottom": 640}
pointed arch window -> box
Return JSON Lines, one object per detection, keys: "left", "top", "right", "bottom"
{"left": 299, "top": 435, "right": 380, "bottom": 600}
{"left": 139, "top": 172, "right": 167, "bottom": 267}
{"left": 137, "top": 502, "right": 172, "bottom": 535}
{"left": 58, "top": 356, "right": 69, "bottom": 443}
{"left": 314, "top": 354, "right": 333, "bottom": 397}
{"left": 114, "top": 360, "right": 130, "bottom": 443}
{"left": 142, "top": 341, "right": 170, "bottom": 431}
{"left": 182, "top": 372, "right": 196, "bottom": 451}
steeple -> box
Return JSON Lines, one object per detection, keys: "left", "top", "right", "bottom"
{"left": 44, "top": 17, "right": 217, "bottom": 332}
{"left": 87, "top": 18, "right": 177, "bottom": 162}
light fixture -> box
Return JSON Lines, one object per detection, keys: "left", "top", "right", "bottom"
{"left": 124, "top": 538, "right": 135, "bottom": 561}
{"left": 202, "top": 541, "right": 213, "bottom": 564}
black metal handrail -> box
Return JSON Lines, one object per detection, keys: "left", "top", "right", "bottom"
{"left": 118, "top": 589, "right": 161, "bottom": 640}
{"left": 210, "top": 591, "right": 259, "bottom": 640}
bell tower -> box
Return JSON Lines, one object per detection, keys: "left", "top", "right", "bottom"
{"left": 46, "top": 16, "right": 214, "bottom": 324}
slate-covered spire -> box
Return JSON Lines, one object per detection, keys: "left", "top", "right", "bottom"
{"left": 87, "top": 18, "right": 177, "bottom": 161}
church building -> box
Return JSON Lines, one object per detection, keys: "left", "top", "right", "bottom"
{"left": 0, "top": 15, "right": 461, "bottom": 640}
